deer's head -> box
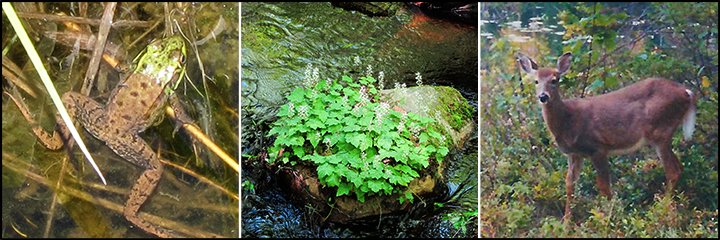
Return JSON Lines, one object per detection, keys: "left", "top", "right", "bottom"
{"left": 518, "top": 52, "right": 573, "bottom": 104}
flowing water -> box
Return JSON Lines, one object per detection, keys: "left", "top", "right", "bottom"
{"left": 241, "top": 2, "right": 477, "bottom": 237}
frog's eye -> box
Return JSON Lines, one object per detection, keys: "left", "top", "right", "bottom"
{"left": 171, "top": 52, "right": 186, "bottom": 65}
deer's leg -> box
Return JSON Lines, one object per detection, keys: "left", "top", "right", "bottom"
{"left": 563, "top": 154, "right": 583, "bottom": 222}
{"left": 655, "top": 141, "right": 683, "bottom": 191}
{"left": 590, "top": 152, "right": 612, "bottom": 199}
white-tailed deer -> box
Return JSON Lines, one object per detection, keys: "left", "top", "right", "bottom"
{"left": 518, "top": 52, "right": 697, "bottom": 221}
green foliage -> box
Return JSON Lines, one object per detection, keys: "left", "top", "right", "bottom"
{"left": 267, "top": 70, "right": 449, "bottom": 203}
{"left": 441, "top": 208, "right": 478, "bottom": 235}
{"left": 241, "top": 180, "right": 255, "bottom": 191}
{"left": 482, "top": 2, "right": 717, "bottom": 238}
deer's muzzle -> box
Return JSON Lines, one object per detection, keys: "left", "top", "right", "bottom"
{"left": 538, "top": 92, "right": 550, "bottom": 103}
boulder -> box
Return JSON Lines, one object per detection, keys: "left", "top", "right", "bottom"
{"left": 379, "top": 85, "right": 475, "bottom": 149}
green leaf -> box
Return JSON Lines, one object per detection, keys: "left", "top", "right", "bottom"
{"left": 277, "top": 104, "right": 290, "bottom": 117}
{"left": 346, "top": 154, "right": 363, "bottom": 169}
{"left": 306, "top": 118, "right": 325, "bottom": 129}
{"left": 419, "top": 132, "right": 429, "bottom": 144}
{"left": 313, "top": 108, "right": 329, "bottom": 122}
{"left": 368, "top": 87, "right": 377, "bottom": 95}
{"left": 343, "top": 123, "right": 362, "bottom": 132}
{"left": 287, "top": 88, "right": 306, "bottom": 102}
{"left": 308, "top": 154, "right": 325, "bottom": 164}
{"left": 324, "top": 171, "right": 341, "bottom": 187}
{"left": 292, "top": 145, "right": 305, "bottom": 158}
{"left": 605, "top": 75, "right": 618, "bottom": 88}
{"left": 345, "top": 170, "right": 363, "bottom": 188}
{"left": 376, "top": 134, "right": 393, "bottom": 151}
{"left": 312, "top": 100, "right": 325, "bottom": 111}
{"left": 308, "top": 130, "right": 321, "bottom": 148}
{"left": 326, "top": 117, "right": 341, "bottom": 126}
{"left": 337, "top": 182, "right": 352, "bottom": 196}
{"left": 267, "top": 125, "right": 286, "bottom": 137}
{"left": 367, "top": 168, "right": 384, "bottom": 179}
{"left": 356, "top": 191, "right": 366, "bottom": 203}
{"left": 358, "top": 114, "right": 374, "bottom": 127}
{"left": 428, "top": 130, "right": 442, "bottom": 140}
{"left": 424, "top": 145, "right": 436, "bottom": 154}
{"left": 329, "top": 101, "right": 343, "bottom": 110}
{"left": 382, "top": 182, "right": 393, "bottom": 194}
{"left": 287, "top": 135, "right": 305, "bottom": 146}
{"left": 397, "top": 165, "right": 414, "bottom": 175}
{"left": 315, "top": 77, "right": 327, "bottom": 90}
{"left": 348, "top": 133, "right": 371, "bottom": 150}
{"left": 317, "top": 163, "right": 334, "bottom": 179}
{"left": 409, "top": 152, "right": 429, "bottom": 168}
{"left": 402, "top": 174, "right": 416, "bottom": 184}
{"left": 326, "top": 154, "right": 342, "bottom": 164}
{"left": 405, "top": 192, "right": 414, "bottom": 203}
{"left": 367, "top": 180, "right": 385, "bottom": 193}
{"left": 438, "top": 146, "right": 449, "bottom": 157}
{"left": 329, "top": 133, "right": 345, "bottom": 147}
{"left": 287, "top": 117, "right": 302, "bottom": 127}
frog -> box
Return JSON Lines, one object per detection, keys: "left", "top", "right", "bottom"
{"left": 21, "top": 36, "right": 188, "bottom": 238}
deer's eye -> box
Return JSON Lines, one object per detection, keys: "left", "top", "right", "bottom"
{"left": 534, "top": 80, "right": 539, "bottom": 84}
{"left": 551, "top": 79, "right": 558, "bottom": 84}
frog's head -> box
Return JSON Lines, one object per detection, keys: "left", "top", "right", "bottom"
{"left": 134, "top": 36, "right": 187, "bottom": 95}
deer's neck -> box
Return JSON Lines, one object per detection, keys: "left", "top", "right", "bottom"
{"left": 541, "top": 93, "right": 570, "bottom": 141}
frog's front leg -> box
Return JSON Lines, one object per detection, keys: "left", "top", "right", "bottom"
{"left": 5, "top": 91, "right": 92, "bottom": 151}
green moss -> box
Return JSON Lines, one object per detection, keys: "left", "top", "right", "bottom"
{"left": 432, "top": 86, "right": 473, "bottom": 132}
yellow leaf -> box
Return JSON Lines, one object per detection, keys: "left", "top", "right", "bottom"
{"left": 701, "top": 76, "right": 710, "bottom": 88}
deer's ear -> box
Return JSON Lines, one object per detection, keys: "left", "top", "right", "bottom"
{"left": 518, "top": 54, "right": 537, "bottom": 75}
{"left": 557, "top": 52, "right": 572, "bottom": 75}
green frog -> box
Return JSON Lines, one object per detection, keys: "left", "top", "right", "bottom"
{"left": 27, "top": 36, "right": 187, "bottom": 237}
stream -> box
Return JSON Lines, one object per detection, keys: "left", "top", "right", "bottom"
{"left": 240, "top": 2, "right": 477, "bottom": 237}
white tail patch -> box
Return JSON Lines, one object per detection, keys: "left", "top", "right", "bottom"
{"left": 682, "top": 89, "right": 696, "bottom": 140}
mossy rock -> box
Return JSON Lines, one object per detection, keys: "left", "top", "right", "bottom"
{"left": 379, "top": 85, "right": 475, "bottom": 149}
{"left": 279, "top": 158, "right": 442, "bottom": 222}
{"left": 279, "top": 85, "right": 475, "bottom": 222}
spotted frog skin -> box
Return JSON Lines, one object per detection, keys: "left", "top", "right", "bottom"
{"left": 36, "top": 36, "right": 187, "bottom": 237}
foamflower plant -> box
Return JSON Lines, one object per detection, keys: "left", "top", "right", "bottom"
{"left": 268, "top": 66, "right": 449, "bottom": 203}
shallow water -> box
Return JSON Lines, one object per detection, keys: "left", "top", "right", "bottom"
{"left": 2, "top": 2, "right": 239, "bottom": 238}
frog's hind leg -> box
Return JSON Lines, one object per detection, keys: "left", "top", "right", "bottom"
{"left": 105, "top": 133, "right": 178, "bottom": 238}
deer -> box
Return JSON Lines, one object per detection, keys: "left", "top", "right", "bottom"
{"left": 517, "top": 52, "right": 697, "bottom": 222}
